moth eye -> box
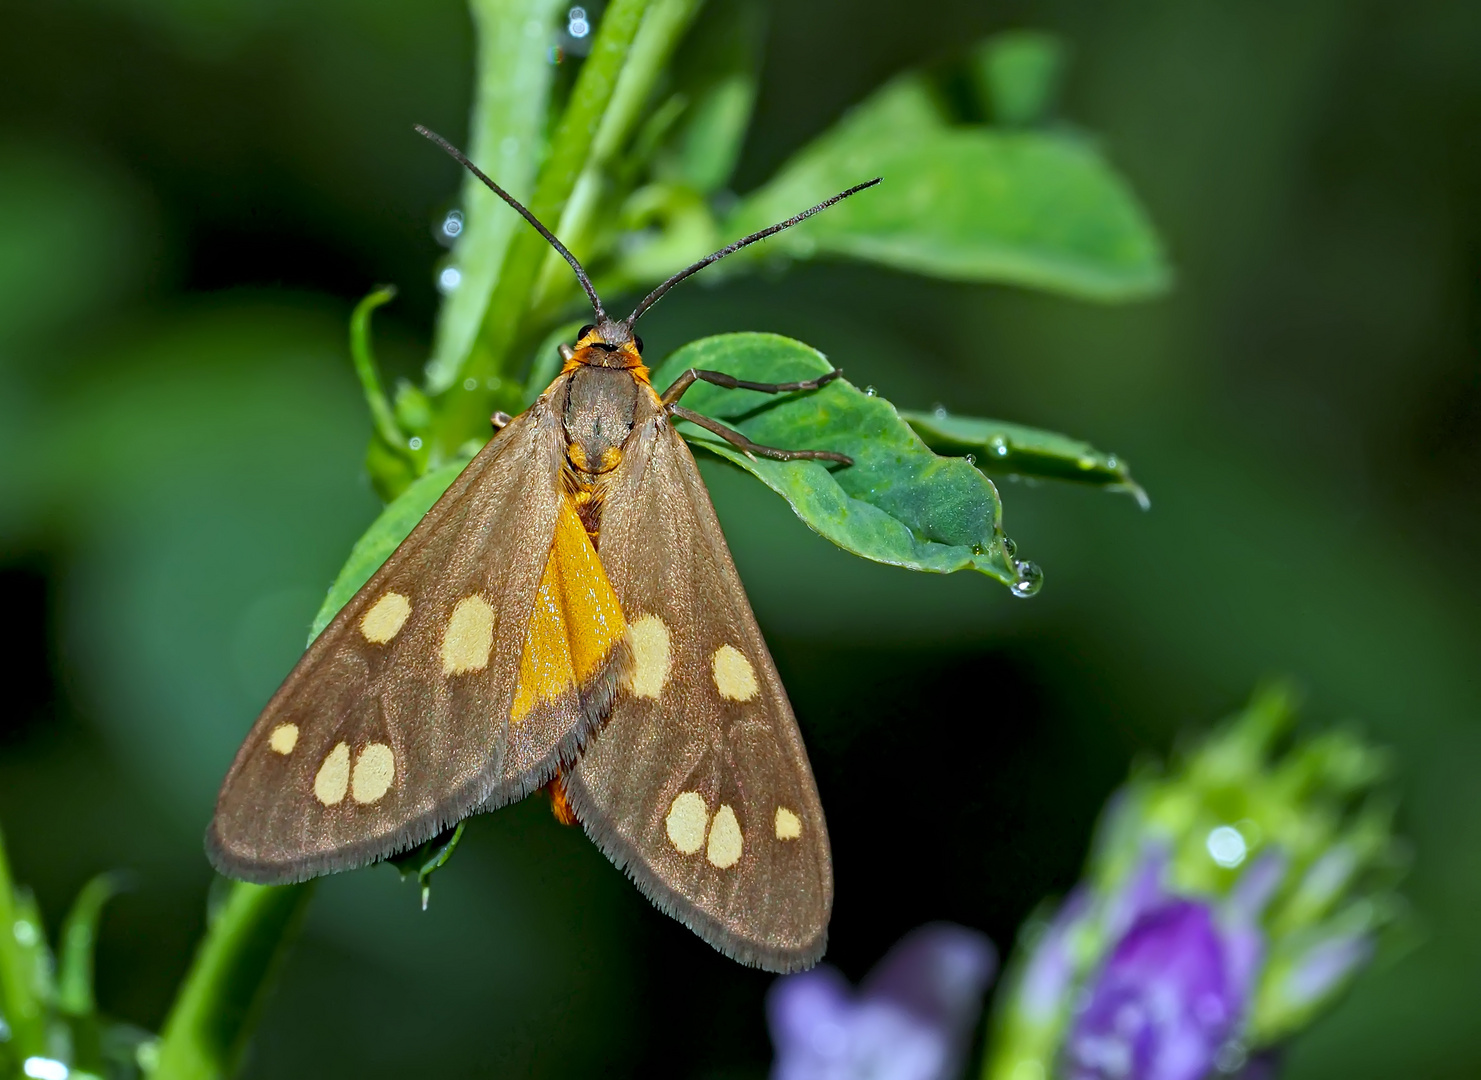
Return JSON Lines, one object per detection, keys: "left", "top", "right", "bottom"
{"left": 578, "top": 324, "right": 595, "bottom": 340}
{"left": 633, "top": 335, "right": 645, "bottom": 354}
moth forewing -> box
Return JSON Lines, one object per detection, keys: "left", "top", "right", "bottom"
{"left": 208, "top": 386, "right": 629, "bottom": 884}
{"left": 566, "top": 404, "right": 833, "bottom": 972}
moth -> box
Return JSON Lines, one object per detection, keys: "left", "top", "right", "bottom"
{"left": 207, "top": 124, "right": 878, "bottom": 972}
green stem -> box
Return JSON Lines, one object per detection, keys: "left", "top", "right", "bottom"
{"left": 531, "top": 0, "right": 706, "bottom": 309}
{"left": 349, "top": 286, "right": 405, "bottom": 451}
{"left": 151, "top": 882, "right": 315, "bottom": 1080}
{"left": 431, "top": 0, "right": 654, "bottom": 457}
{"left": 0, "top": 822, "right": 45, "bottom": 1063}
{"left": 424, "top": 0, "right": 568, "bottom": 396}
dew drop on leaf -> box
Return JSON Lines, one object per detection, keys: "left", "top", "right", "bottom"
{"left": 1011, "top": 559, "right": 1043, "bottom": 597}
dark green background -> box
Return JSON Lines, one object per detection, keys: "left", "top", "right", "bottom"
{"left": 2, "top": 1, "right": 1477, "bottom": 1076}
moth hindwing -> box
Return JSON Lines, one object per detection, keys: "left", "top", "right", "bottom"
{"left": 207, "top": 390, "right": 631, "bottom": 884}
{"left": 566, "top": 391, "right": 834, "bottom": 972}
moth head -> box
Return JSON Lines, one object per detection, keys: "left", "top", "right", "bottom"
{"left": 575, "top": 319, "right": 644, "bottom": 368}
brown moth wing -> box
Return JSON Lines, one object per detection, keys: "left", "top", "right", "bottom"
{"left": 209, "top": 378, "right": 628, "bottom": 884}
{"left": 566, "top": 400, "right": 833, "bottom": 972}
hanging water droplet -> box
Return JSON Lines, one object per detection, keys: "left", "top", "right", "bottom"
{"left": 931, "top": 403, "right": 947, "bottom": 420}
{"left": 1010, "top": 560, "right": 1043, "bottom": 598}
{"left": 989, "top": 435, "right": 1010, "bottom": 458}
{"left": 1104, "top": 454, "right": 1119, "bottom": 469}
{"left": 964, "top": 453, "right": 976, "bottom": 466}
{"left": 1001, "top": 535, "right": 1017, "bottom": 559}
{"left": 408, "top": 436, "right": 423, "bottom": 451}
{"left": 1213, "top": 1041, "right": 1248, "bottom": 1074}
{"left": 864, "top": 385, "right": 877, "bottom": 397}
{"left": 439, "top": 208, "right": 464, "bottom": 243}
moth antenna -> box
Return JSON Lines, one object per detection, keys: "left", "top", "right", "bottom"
{"left": 625, "top": 177, "right": 881, "bottom": 325}
{"left": 415, "top": 124, "right": 606, "bottom": 319}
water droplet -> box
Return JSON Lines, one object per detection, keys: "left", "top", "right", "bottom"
{"left": 463, "top": 377, "right": 478, "bottom": 392}
{"left": 864, "top": 385, "right": 877, "bottom": 396}
{"left": 989, "top": 435, "right": 1010, "bottom": 458}
{"left": 408, "top": 436, "right": 423, "bottom": 451}
{"left": 971, "top": 543, "right": 986, "bottom": 555}
{"left": 1214, "top": 1041, "right": 1248, "bottom": 1074}
{"left": 437, "top": 266, "right": 462, "bottom": 293}
{"left": 20, "top": 1057, "right": 69, "bottom": 1080}
{"left": 567, "top": 6, "right": 590, "bottom": 37}
{"left": 964, "top": 453, "right": 976, "bottom": 466}
{"left": 1104, "top": 454, "right": 1119, "bottom": 469}
{"left": 1002, "top": 536, "right": 1017, "bottom": 558}
{"left": 931, "top": 403, "right": 947, "bottom": 420}
{"left": 440, "top": 209, "right": 463, "bottom": 241}
{"left": 1206, "top": 825, "right": 1248, "bottom": 868}
{"left": 1010, "top": 560, "right": 1043, "bottom": 598}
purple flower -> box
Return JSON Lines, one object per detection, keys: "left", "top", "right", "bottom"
{"left": 769, "top": 924, "right": 996, "bottom": 1080}
{"left": 1064, "top": 901, "right": 1247, "bottom": 1080}
{"left": 1019, "top": 886, "right": 1093, "bottom": 1022}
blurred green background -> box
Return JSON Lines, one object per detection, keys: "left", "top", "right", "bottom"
{"left": 2, "top": 0, "right": 1478, "bottom": 1077}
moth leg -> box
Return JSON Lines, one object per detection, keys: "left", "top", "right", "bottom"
{"left": 660, "top": 366, "right": 843, "bottom": 406}
{"left": 545, "top": 773, "right": 579, "bottom": 826}
{"left": 490, "top": 410, "right": 513, "bottom": 432}
{"left": 669, "top": 405, "right": 853, "bottom": 465}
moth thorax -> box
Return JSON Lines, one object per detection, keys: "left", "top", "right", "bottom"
{"left": 563, "top": 366, "right": 637, "bottom": 478}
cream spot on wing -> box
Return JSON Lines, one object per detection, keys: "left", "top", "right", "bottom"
{"left": 665, "top": 791, "right": 708, "bottom": 855}
{"left": 360, "top": 591, "right": 411, "bottom": 644}
{"left": 268, "top": 723, "right": 299, "bottom": 755}
{"left": 314, "top": 742, "right": 350, "bottom": 805}
{"left": 775, "top": 806, "right": 802, "bottom": 841}
{"left": 441, "top": 594, "right": 495, "bottom": 674}
{"left": 351, "top": 742, "right": 395, "bottom": 804}
{"left": 706, "top": 804, "right": 743, "bottom": 868}
{"left": 626, "top": 614, "right": 671, "bottom": 699}
{"left": 711, "top": 644, "right": 758, "bottom": 702}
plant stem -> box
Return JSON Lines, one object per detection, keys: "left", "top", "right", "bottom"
{"left": 0, "top": 822, "right": 45, "bottom": 1063}
{"left": 424, "top": 0, "right": 568, "bottom": 397}
{"left": 349, "top": 286, "right": 405, "bottom": 451}
{"left": 531, "top": 0, "right": 706, "bottom": 309}
{"left": 151, "top": 882, "right": 315, "bottom": 1080}
{"left": 432, "top": 0, "right": 655, "bottom": 457}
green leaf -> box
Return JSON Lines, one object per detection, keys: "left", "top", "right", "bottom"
{"left": 659, "top": 0, "right": 766, "bottom": 193}
{"left": 972, "top": 30, "right": 1066, "bottom": 126}
{"left": 0, "top": 821, "right": 47, "bottom": 1062}
{"left": 652, "top": 333, "right": 1035, "bottom": 590}
{"left": 901, "top": 410, "right": 1149, "bottom": 507}
{"left": 57, "top": 872, "right": 129, "bottom": 1017}
{"left": 388, "top": 821, "right": 467, "bottom": 911}
{"left": 308, "top": 459, "right": 466, "bottom": 642}
{"left": 312, "top": 333, "right": 1042, "bottom": 618}
{"left": 725, "top": 75, "right": 1169, "bottom": 301}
